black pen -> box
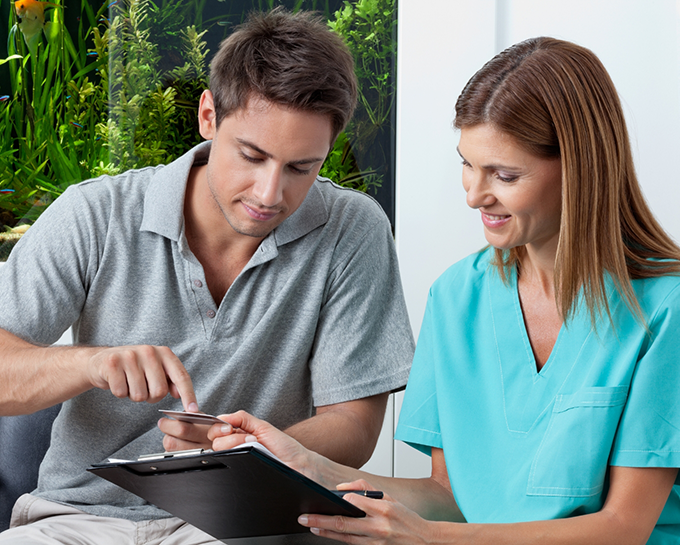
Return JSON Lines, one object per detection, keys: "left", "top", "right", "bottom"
{"left": 332, "top": 489, "right": 384, "bottom": 499}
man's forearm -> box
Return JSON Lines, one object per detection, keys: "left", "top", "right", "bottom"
{"left": 0, "top": 328, "right": 96, "bottom": 415}
{"left": 0, "top": 328, "right": 198, "bottom": 416}
{"left": 283, "top": 392, "right": 389, "bottom": 468}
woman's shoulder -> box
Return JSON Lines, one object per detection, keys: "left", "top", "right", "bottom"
{"left": 631, "top": 273, "right": 680, "bottom": 315}
{"left": 431, "top": 246, "right": 496, "bottom": 295}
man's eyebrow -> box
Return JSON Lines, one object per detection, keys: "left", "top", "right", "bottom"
{"left": 237, "top": 138, "right": 273, "bottom": 158}
{"left": 236, "top": 138, "right": 326, "bottom": 166}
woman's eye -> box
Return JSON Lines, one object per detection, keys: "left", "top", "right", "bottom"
{"left": 496, "top": 172, "right": 519, "bottom": 183}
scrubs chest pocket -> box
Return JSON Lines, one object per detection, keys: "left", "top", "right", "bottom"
{"left": 527, "top": 386, "right": 628, "bottom": 497}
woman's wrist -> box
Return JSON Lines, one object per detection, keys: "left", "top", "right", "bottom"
{"left": 301, "top": 448, "right": 349, "bottom": 490}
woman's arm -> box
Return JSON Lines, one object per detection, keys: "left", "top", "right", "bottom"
{"left": 208, "top": 411, "right": 462, "bottom": 521}
{"left": 210, "top": 411, "right": 676, "bottom": 545}
{"left": 301, "top": 464, "right": 677, "bottom": 545}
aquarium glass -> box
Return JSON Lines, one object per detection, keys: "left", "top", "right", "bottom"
{"left": 0, "top": 0, "right": 397, "bottom": 259}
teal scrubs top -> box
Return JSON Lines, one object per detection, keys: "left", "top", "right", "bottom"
{"left": 395, "top": 248, "right": 680, "bottom": 543}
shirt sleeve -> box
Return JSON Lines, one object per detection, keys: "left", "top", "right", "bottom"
{"left": 0, "top": 185, "right": 98, "bottom": 345}
{"left": 309, "top": 212, "right": 415, "bottom": 407}
{"left": 393, "top": 289, "right": 442, "bottom": 456}
{"left": 611, "top": 282, "right": 680, "bottom": 478}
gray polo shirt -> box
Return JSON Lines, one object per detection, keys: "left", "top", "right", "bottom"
{"left": 0, "top": 142, "right": 414, "bottom": 520}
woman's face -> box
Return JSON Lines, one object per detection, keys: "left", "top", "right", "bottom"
{"left": 459, "top": 124, "right": 562, "bottom": 257}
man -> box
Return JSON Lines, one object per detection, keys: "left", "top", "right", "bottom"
{"left": 0, "top": 8, "right": 414, "bottom": 544}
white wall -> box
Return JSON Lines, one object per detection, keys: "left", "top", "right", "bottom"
{"left": 391, "top": 0, "right": 680, "bottom": 478}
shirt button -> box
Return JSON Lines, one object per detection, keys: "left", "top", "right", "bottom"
{"left": 193, "top": 279, "right": 203, "bottom": 288}
{"left": 206, "top": 309, "right": 216, "bottom": 319}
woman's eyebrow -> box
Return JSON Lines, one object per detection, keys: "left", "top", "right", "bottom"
{"left": 456, "top": 146, "right": 520, "bottom": 171}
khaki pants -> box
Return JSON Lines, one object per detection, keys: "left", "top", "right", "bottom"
{"left": 0, "top": 494, "right": 223, "bottom": 545}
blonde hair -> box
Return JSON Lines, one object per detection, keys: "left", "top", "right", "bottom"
{"left": 454, "top": 37, "right": 680, "bottom": 325}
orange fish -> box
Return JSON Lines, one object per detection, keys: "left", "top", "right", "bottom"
{"left": 14, "top": 0, "right": 60, "bottom": 42}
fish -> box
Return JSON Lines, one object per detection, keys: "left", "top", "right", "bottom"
{"left": 0, "top": 189, "right": 16, "bottom": 194}
{"left": 10, "top": 224, "right": 30, "bottom": 234}
{"left": 0, "top": 96, "right": 9, "bottom": 102}
{"left": 13, "top": 0, "right": 61, "bottom": 54}
{"left": 70, "top": 121, "right": 83, "bottom": 129}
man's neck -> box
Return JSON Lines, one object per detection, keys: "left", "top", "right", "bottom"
{"left": 183, "top": 164, "right": 264, "bottom": 305}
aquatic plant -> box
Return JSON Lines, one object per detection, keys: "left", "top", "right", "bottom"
{"left": 0, "top": 0, "right": 210, "bottom": 234}
{"left": 1, "top": 0, "right": 107, "bottom": 223}
{"left": 0, "top": 0, "right": 397, "bottom": 259}
{"left": 321, "top": 0, "right": 396, "bottom": 195}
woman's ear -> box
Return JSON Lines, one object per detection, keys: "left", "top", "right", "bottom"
{"left": 197, "top": 90, "right": 217, "bottom": 140}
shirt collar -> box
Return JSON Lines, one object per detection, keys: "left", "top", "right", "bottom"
{"left": 140, "top": 141, "right": 329, "bottom": 247}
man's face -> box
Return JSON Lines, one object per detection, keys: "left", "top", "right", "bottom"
{"left": 197, "top": 91, "right": 333, "bottom": 240}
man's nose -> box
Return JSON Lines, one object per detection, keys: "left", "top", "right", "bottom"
{"left": 253, "top": 166, "right": 284, "bottom": 207}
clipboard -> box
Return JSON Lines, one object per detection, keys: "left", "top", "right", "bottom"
{"left": 87, "top": 444, "right": 365, "bottom": 543}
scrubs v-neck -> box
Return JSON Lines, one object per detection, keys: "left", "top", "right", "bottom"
{"left": 395, "top": 248, "right": 680, "bottom": 543}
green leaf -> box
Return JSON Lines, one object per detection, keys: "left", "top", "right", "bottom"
{"left": 0, "top": 55, "right": 23, "bottom": 65}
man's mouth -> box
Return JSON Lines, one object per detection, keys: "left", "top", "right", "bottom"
{"left": 241, "top": 202, "right": 279, "bottom": 221}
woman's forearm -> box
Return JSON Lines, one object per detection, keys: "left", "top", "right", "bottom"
{"left": 310, "top": 448, "right": 463, "bottom": 523}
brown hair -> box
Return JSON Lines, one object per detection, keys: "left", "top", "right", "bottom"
{"left": 454, "top": 37, "right": 680, "bottom": 325}
{"left": 209, "top": 7, "right": 357, "bottom": 141}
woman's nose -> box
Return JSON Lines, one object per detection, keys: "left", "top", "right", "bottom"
{"left": 464, "top": 174, "right": 495, "bottom": 210}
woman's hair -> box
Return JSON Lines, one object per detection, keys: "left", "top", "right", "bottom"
{"left": 209, "top": 7, "right": 357, "bottom": 141}
{"left": 454, "top": 37, "right": 680, "bottom": 325}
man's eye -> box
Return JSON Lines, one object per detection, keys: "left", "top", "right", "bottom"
{"left": 289, "top": 165, "right": 313, "bottom": 176}
{"left": 240, "top": 152, "right": 261, "bottom": 164}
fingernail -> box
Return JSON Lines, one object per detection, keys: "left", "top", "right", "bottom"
{"left": 220, "top": 424, "right": 232, "bottom": 433}
{"left": 310, "top": 528, "right": 320, "bottom": 535}
{"left": 298, "top": 515, "right": 309, "bottom": 526}
{"left": 187, "top": 402, "right": 198, "bottom": 412}
{"left": 244, "top": 435, "right": 257, "bottom": 443}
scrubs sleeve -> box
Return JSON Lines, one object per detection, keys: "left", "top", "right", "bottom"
{"left": 611, "top": 283, "right": 680, "bottom": 477}
{"left": 394, "top": 289, "right": 443, "bottom": 456}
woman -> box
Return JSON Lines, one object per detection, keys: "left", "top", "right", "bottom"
{"left": 206, "top": 37, "right": 680, "bottom": 543}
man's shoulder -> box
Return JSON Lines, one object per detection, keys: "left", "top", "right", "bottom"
{"left": 73, "top": 165, "right": 164, "bottom": 202}
{"left": 312, "top": 177, "right": 389, "bottom": 228}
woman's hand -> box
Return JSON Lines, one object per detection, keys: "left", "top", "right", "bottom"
{"left": 298, "top": 479, "right": 440, "bottom": 545}
{"left": 206, "top": 410, "right": 315, "bottom": 477}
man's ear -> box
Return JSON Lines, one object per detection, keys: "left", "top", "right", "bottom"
{"left": 198, "top": 90, "right": 217, "bottom": 140}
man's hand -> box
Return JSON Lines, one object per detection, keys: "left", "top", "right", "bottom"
{"left": 158, "top": 418, "right": 213, "bottom": 451}
{"left": 87, "top": 344, "right": 197, "bottom": 408}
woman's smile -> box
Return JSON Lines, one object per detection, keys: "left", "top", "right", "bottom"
{"left": 459, "top": 123, "right": 562, "bottom": 258}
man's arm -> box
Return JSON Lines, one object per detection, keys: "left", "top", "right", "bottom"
{"left": 160, "top": 392, "right": 390, "bottom": 468}
{"left": 284, "top": 392, "right": 389, "bottom": 468}
{"left": 0, "top": 328, "right": 198, "bottom": 416}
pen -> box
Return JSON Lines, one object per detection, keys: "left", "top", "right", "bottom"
{"left": 332, "top": 490, "right": 384, "bottom": 499}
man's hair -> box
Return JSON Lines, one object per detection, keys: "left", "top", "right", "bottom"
{"left": 454, "top": 36, "right": 680, "bottom": 327}
{"left": 209, "top": 7, "right": 357, "bottom": 141}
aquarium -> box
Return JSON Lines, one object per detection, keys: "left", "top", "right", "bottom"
{"left": 0, "top": 0, "right": 397, "bottom": 260}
